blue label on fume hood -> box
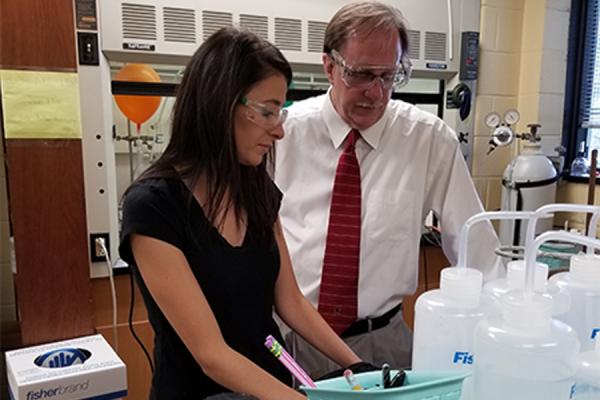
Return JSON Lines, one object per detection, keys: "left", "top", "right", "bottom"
{"left": 426, "top": 62, "right": 447, "bottom": 70}
{"left": 591, "top": 328, "right": 600, "bottom": 339}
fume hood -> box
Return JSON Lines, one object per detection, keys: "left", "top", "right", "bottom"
{"left": 98, "top": 0, "right": 478, "bottom": 79}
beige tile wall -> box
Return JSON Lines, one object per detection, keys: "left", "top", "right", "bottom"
{"left": 533, "top": 1, "right": 570, "bottom": 155}
{"left": 474, "top": 0, "right": 525, "bottom": 210}
{"left": 474, "top": 0, "right": 571, "bottom": 212}
{"left": 0, "top": 136, "right": 16, "bottom": 323}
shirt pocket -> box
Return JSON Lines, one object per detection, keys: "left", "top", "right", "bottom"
{"left": 364, "top": 189, "right": 413, "bottom": 243}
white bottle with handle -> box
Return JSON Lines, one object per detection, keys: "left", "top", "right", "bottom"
{"left": 548, "top": 207, "right": 600, "bottom": 353}
{"left": 412, "top": 211, "right": 532, "bottom": 400}
{"left": 473, "top": 230, "right": 593, "bottom": 400}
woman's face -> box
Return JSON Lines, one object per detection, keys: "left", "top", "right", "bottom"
{"left": 234, "top": 73, "right": 288, "bottom": 166}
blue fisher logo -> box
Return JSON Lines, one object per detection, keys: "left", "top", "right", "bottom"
{"left": 569, "top": 383, "right": 576, "bottom": 399}
{"left": 34, "top": 348, "right": 90, "bottom": 368}
{"left": 453, "top": 351, "right": 474, "bottom": 365}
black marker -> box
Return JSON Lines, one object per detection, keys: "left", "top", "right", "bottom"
{"left": 389, "top": 369, "right": 406, "bottom": 388}
{"left": 381, "top": 363, "right": 391, "bottom": 388}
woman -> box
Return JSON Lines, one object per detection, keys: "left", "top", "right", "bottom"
{"left": 119, "top": 27, "right": 363, "bottom": 400}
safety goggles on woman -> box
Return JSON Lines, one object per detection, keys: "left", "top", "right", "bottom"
{"left": 240, "top": 97, "right": 288, "bottom": 130}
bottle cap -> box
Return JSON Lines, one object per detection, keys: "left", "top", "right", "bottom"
{"left": 506, "top": 260, "right": 548, "bottom": 292}
{"left": 440, "top": 267, "right": 482, "bottom": 304}
{"left": 570, "top": 254, "right": 600, "bottom": 282}
{"left": 501, "top": 291, "right": 553, "bottom": 333}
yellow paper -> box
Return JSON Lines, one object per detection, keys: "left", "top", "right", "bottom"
{"left": 0, "top": 70, "right": 82, "bottom": 139}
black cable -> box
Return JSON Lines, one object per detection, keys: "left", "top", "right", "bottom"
{"left": 128, "top": 268, "right": 155, "bottom": 373}
{"left": 422, "top": 245, "right": 429, "bottom": 291}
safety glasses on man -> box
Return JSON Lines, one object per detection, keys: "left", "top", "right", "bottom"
{"left": 240, "top": 97, "right": 288, "bottom": 130}
{"left": 329, "top": 49, "right": 412, "bottom": 90}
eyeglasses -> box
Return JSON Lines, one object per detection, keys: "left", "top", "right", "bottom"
{"left": 240, "top": 97, "right": 288, "bottom": 130}
{"left": 329, "top": 49, "right": 412, "bottom": 90}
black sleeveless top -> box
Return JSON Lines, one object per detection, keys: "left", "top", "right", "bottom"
{"left": 119, "top": 177, "right": 292, "bottom": 399}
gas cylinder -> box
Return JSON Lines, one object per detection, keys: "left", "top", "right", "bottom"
{"left": 499, "top": 128, "right": 558, "bottom": 247}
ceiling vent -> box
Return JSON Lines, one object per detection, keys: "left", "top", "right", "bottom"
{"left": 275, "top": 17, "right": 302, "bottom": 51}
{"left": 122, "top": 3, "right": 157, "bottom": 40}
{"left": 425, "top": 31, "right": 447, "bottom": 61}
{"left": 239, "top": 14, "right": 269, "bottom": 41}
{"left": 307, "top": 21, "right": 327, "bottom": 53}
{"left": 407, "top": 30, "right": 421, "bottom": 60}
{"left": 202, "top": 10, "right": 233, "bottom": 40}
{"left": 163, "top": 7, "right": 196, "bottom": 43}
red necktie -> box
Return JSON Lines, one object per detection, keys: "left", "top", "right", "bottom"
{"left": 318, "top": 129, "right": 361, "bottom": 335}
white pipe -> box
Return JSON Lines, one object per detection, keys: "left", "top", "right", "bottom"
{"left": 526, "top": 231, "right": 600, "bottom": 299}
{"left": 588, "top": 211, "right": 600, "bottom": 237}
{"left": 587, "top": 211, "right": 600, "bottom": 255}
{"left": 525, "top": 204, "right": 600, "bottom": 254}
{"left": 457, "top": 211, "right": 534, "bottom": 270}
{"left": 447, "top": 0, "right": 454, "bottom": 61}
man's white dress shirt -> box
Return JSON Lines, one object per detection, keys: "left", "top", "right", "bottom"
{"left": 274, "top": 92, "right": 503, "bottom": 319}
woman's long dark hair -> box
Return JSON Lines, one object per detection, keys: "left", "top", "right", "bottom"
{"left": 134, "top": 27, "right": 292, "bottom": 239}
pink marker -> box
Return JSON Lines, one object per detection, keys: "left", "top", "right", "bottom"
{"left": 264, "top": 335, "right": 316, "bottom": 388}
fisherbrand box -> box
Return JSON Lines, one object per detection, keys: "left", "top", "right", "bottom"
{"left": 5, "top": 334, "right": 127, "bottom": 400}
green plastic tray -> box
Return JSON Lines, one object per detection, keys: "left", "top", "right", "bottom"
{"left": 302, "top": 370, "right": 470, "bottom": 400}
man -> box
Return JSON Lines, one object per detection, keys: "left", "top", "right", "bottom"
{"left": 274, "top": 1, "right": 503, "bottom": 377}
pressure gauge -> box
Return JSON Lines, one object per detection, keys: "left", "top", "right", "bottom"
{"left": 504, "top": 109, "right": 520, "bottom": 125}
{"left": 491, "top": 126, "right": 515, "bottom": 147}
{"left": 485, "top": 112, "right": 501, "bottom": 128}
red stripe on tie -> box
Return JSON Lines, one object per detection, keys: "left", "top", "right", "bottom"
{"left": 317, "top": 129, "right": 361, "bottom": 335}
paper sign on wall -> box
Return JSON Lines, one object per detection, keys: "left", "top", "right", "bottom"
{"left": 0, "top": 70, "right": 82, "bottom": 139}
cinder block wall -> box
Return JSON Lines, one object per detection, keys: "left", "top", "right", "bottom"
{"left": 473, "top": 0, "right": 571, "bottom": 231}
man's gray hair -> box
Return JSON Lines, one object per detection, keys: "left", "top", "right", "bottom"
{"left": 323, "top": 1, "right": 409, "bottom": 57}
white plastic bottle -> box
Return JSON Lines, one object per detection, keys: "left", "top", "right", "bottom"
{"left": 413, "top": 211, "right": 531, "bottom": 400}
{"left": 473, "top": 231, "right": 591, "bottom": 400}
{"left": 483, "top": 260, "right": 571, "bottom": 315}
{"left": 519, "top": 204, "right": 600, "bottom": 319}
{"left": 549, "top": 253, "right": 600, "bottom": 352}
{"left": 547, "top": 206, "right": 600, "bottom": 353}
{"left": 573, "top": 337, "right": 600, "bottom": 399}
{"left": 483, "top": 259, "right": 548, "bottom": 302}
{"left": 412, "top": 267, "right": 494, "bottom": 399}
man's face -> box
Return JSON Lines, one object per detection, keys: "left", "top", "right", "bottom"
{"left": 324, "top": 29, "right": 402, "bottom": 131}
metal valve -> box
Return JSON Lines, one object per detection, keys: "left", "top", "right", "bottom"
{"left": 515, "top": 123, "right": 542, "bottom": 143}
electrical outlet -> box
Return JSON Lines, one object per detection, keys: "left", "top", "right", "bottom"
{"left": 77, "top": 32, "right": 99, "bottom": 66}
{"left": 90, "top": 233, "right": 110, "bottom": 263}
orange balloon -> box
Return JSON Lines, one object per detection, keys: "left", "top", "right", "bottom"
{"left": 113, "top": 64, "right": 161, "bottom": 130}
